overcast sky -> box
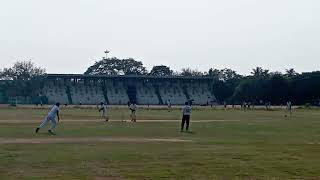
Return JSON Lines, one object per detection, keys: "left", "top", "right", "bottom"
{"left": 0, "top": 0, "right": 319, "bottom": 75}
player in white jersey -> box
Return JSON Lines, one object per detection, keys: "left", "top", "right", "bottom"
{"left": 99, "top": 102, "right": 108, "bottom": 121}
{"left": 36, "top": 103, "right": 60, "bottom": 135}
{"left": 286, "top": 101, "right": 292, "bottom": 117}
{"left": 129, "top": 103, "right": 137, "bottom": 122}
{"left": 181, "top": 101, "right": 192, "bottom": 132}
{"left": 167, "top": 99, "right": 172, "bottom": 112}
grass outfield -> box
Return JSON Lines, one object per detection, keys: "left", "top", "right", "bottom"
{"left": 0, "top": 107, "right": 320, "bottom": 179}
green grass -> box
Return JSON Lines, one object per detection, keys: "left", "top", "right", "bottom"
{"left": 0, "top": 107, "right": 320, "bottom": 179}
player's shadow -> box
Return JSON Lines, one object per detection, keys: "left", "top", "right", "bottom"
{"left": 36, "top": 132, "right": 57, "bottom": 136}
{"left": 181, "top": 131, "right": 195, "bottom": 134}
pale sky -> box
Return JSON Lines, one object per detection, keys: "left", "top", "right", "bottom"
{"left": 0, "top": 0, "right": 319, "bottom": 75}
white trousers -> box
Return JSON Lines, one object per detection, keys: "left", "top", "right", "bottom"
{"left": 101, "top": 110, "right": 106, "bottom": 118}
{"left": 39, "top": 116, "right": 56, "bottom": 130}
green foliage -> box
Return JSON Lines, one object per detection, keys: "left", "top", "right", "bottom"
{"left": 180, "top": 68, "right": 204, "bottom": 76}
{"left": 207, "top": 68, "right": 242, "bottom": 102}
{"left": 208, "top": 68, "right": 242, "bottom": 81}
{"left": 84, "top": 57, "right": 147, "bottom": 75}
{"left": 149, "top": 65, "right": 173, "bottom": 76}
{"left": 0, "top": 61, "right": 45, "bottom": 80}
{"left": 290, "top": 71, "right": 320, "bottom": 104}
{"left": 0, "top": 61, "right": 46, "bottom": 103}
{"left": 251, "top": 67, "right": 270, "bottom": 78}
{"left": 232, "top": 73, "right": 290, "bottom": 104}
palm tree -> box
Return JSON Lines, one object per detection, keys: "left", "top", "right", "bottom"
{"left": 285, "top": 68, "right": 298, "bottom": 77}
{"left": 251, "top": 67, "right": 269, "bottom": 77}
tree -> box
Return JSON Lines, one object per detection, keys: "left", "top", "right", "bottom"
{"left": 232, "top": 76, "right": 269, "bottom": 103}
{"left": 251, "top": 67, "right": 269, "bottom": 78}
{"left": 290, "top": 71, "right": 320, "bottom": 104}
{"left": 285, "top": 68, "right": 298, "bottom": 78}
{"left": 265, "top": 74, "right": 289, "bottom": 104}
{"left": 180, "top": 68, "right": 204, "bottom": 76}
{"left": 121, "top": 58, "right": 148, "bottom": 75}
{"left": 0, "top": 61, "right": 46, "bottom": 80}
{"left": 84, "top": 57, "right": 147, "bottom": 75}
{"left": 149, "top": 65, "right": 173, "bottom": 76}
{"left": 208, "top": 68, "right": 223, "bottom": 80}
{"left": 220, "top": 68, "right": 242, "bottom": 81}
{"left": 0, "top": 61, "right": 46, "bottom": 103}
{"left": 212, "top": 80, "right": 232, "bottom": 102}
{"left": 207, "top": 68, "right": 242, "bottom": 102}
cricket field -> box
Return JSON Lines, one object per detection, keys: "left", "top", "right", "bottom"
{"left": 0, "top": 106, "right": 319, "bottom": 179}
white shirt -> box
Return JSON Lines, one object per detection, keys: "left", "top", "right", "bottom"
{"left": 182, "top": 105, "right": 192, "bottom": 115}
{"left": 130, "top": 104, "right": 137, "bottom": 111}
{"left": 48, "top": 105, "right": 59, "bottom": 118}
{"left": 100, "top": 104, "right": 107, "bottom": 112}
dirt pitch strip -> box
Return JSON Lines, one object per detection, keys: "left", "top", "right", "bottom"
{"left": 0, "top": 137, "right": 192, "bottom": 144}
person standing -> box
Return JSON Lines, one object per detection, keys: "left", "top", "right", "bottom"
{"left": 287, "top": 101, "right": 292, "bottom": 117}
{"left": 99, "top": 102, "right": 108, "bottom": 121}
{"left": 129, "top": 103, "right": 137, "bottom": 122}
{"left": 167, "top": 99, "right": 172, "bottom": 112}
{"left": 223, "top": 101, "right": 227, "bottom": 109}
{"left": 35, "top": 102, "right": 60, "bottom": 135}
{"left": 181, "top": 101, "right": 192, "bottom": 132}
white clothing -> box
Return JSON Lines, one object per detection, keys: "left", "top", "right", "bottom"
{"left": 182, "top": 105, "right": 192, "bottom": 115}
{"left": 129, "top": 104, "right": 137, "bottom": 120}
{"left": 48, "top": 105, "right": 59, "bottom": 118}
{"left": 287, "top": 101, "right": 292, "bottom": 110}
{"left": 100, "top": 104, "right": 107, "bottom": 112}
{"left": 129, "top": 104, "right": 137, "bottom": 111}
{"left": 39, "top": 115, "right": 56, "bottom": 130}
{"left": 100, "top": 104, "right": 107, "bottom": 117}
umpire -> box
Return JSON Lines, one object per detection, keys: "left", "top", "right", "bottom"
{"left": 181, "top": 101, "right": 192, "bottom": 132}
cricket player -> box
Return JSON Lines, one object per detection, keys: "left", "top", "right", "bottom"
{"left": 129, "top": 103, "right": 137, "bottom": 122}
{"left": 287, "top": 101, "right": 292, "bottom": 116}
{"left": 167, "top": 99, "right": 172, "bottom": 112}
{"left": 35, "top": 102, "right": 60, "bottom": 135}
{"left": 99, "top": 102, "right": 108, "bottom": 121}
{"left": 181, "top": 101, "right": 192, "bottom": 132}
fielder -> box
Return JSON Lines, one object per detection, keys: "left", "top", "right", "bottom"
{"left": 99, "top": 102, "right": 109, "bottom": 121}
{"left": 129, "top": 103, "right": 137, "bottom": 122}
{"left": 287, "top": 101, "right": 292, "bottom": 117}
{"left": 167, "top": 99, "right": 172, "bottom": 112}
{"left": 181, "top": 101, "right": 192, "bottom": 132}
{"left": 35, "top": 102, "right": 60, "bottom": 135}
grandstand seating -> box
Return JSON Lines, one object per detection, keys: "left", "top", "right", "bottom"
{"left": 69, "top": 83, "right": 105, "bottom": 105}
{"left": 187, "top": 82, "right": 212, "bottom": 105}
{"left": 104, "top": 81, "right": 129, "bottom": 105}
{"left": 158, "top": 82, "right": 187, "bottom": 105}
{"left": 42, "top": 82, "right": 69, "bottom": 104}
{"left": 42, "top": 75, "right": 216, "bottom": 105}
{"left": 136, "top": 81, "right": 159, "bottom": 105}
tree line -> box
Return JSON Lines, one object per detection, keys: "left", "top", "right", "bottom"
{"left": 1, "top": 58, "right": 320, "bottom": 105}
{"left": 0, "top": 61, "right": 46, "bottom": 104}
{"left": 84, "top": 57, "right": 320, "bottom": 105}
